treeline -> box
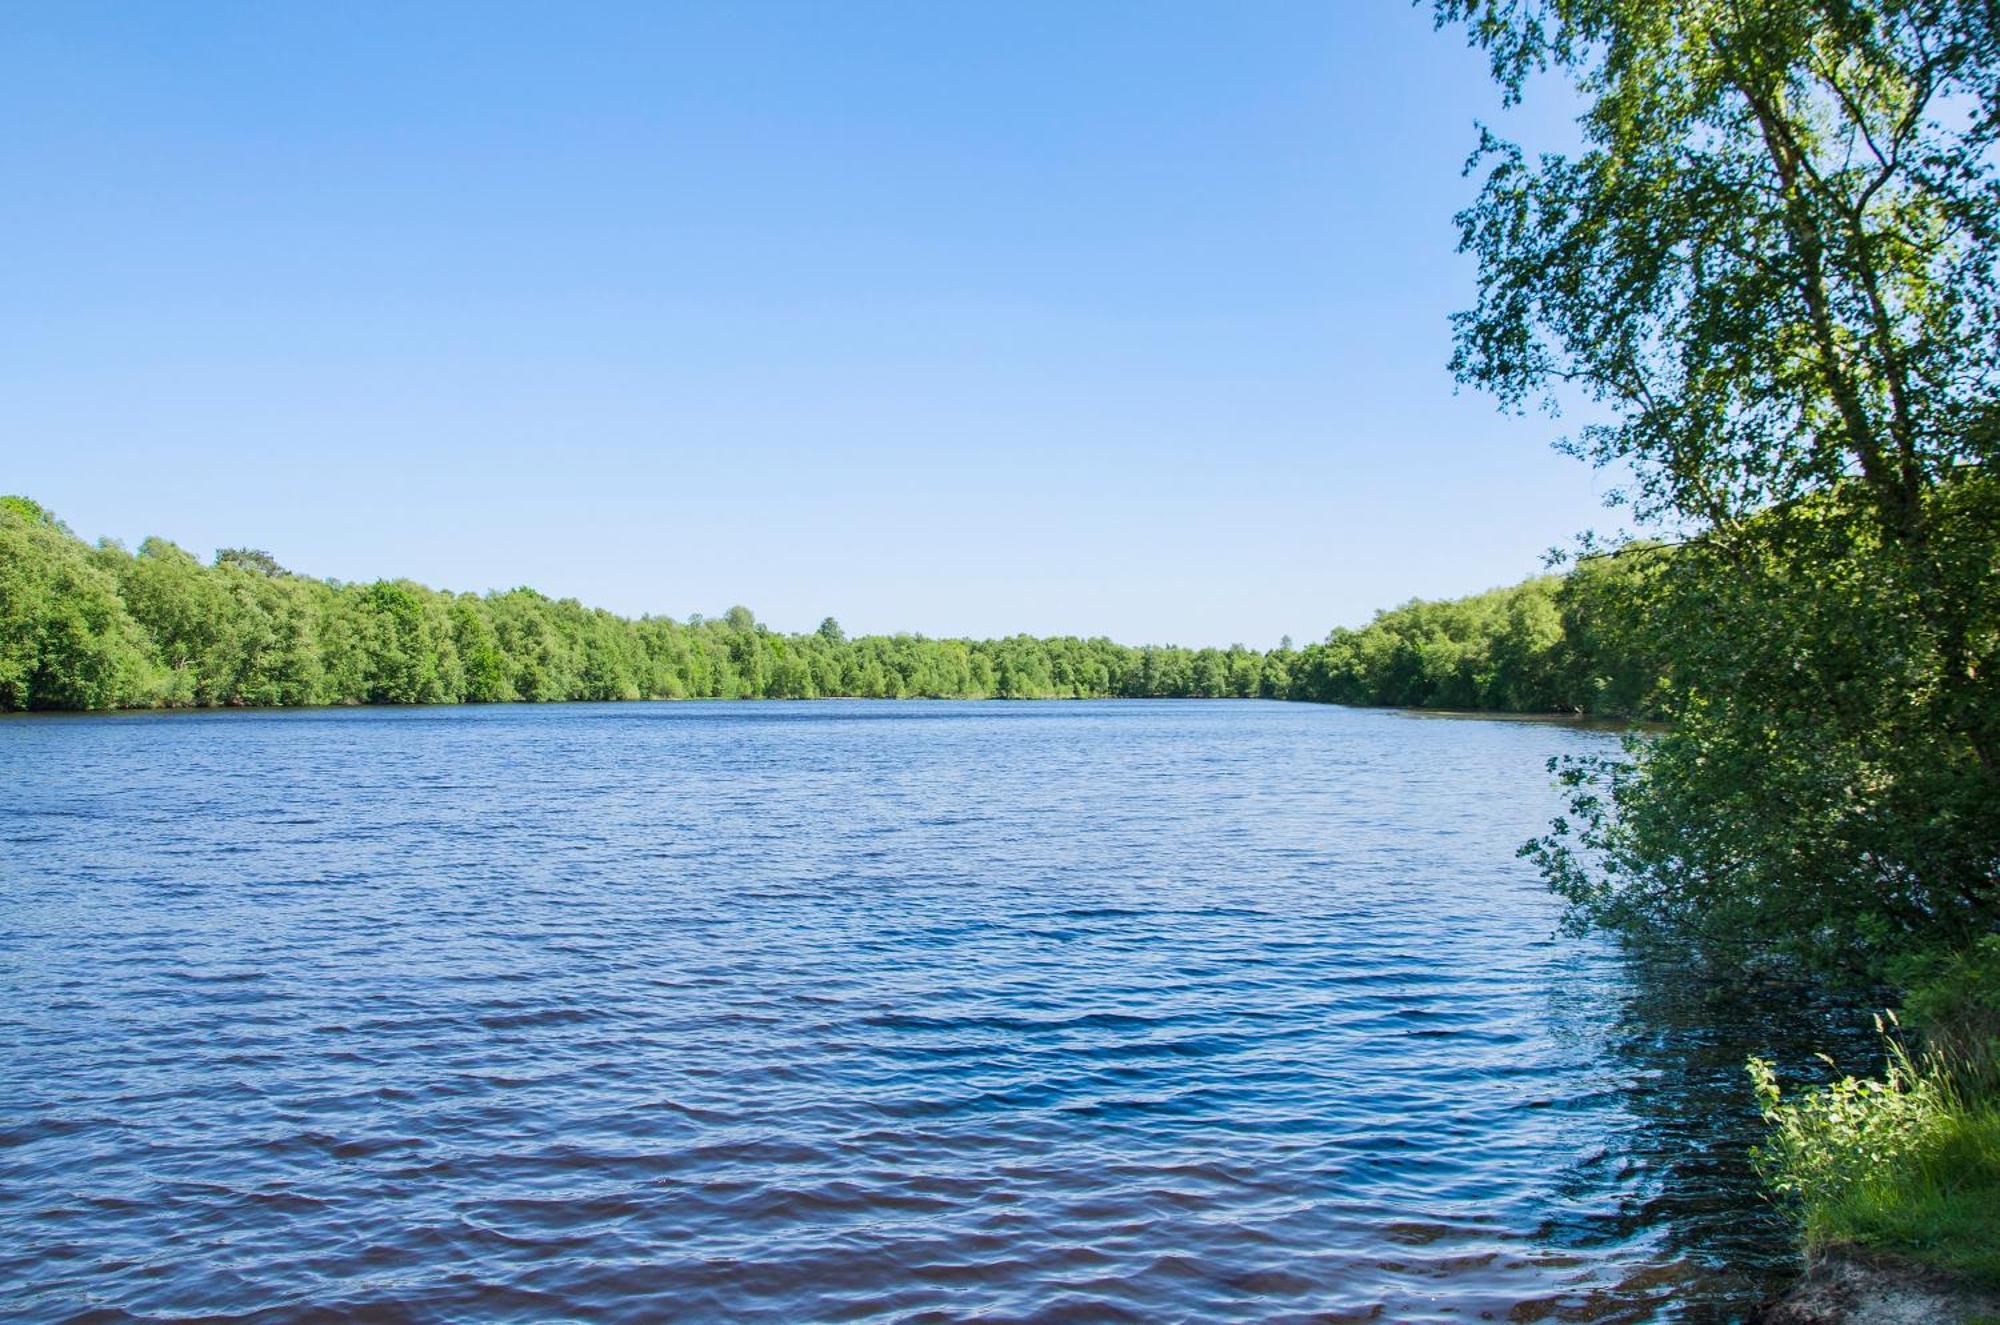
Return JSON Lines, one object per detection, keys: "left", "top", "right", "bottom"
{"left": 0, "top": 497, "right": 1303, "bottom": 709}
{"left": 0, "top": 494, "right": 1664, "bottom": 715}
{"left": 1288, "top": 558, "right": 1657, "bottom": 716}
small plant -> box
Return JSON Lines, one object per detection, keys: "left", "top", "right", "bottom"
{"left": 1749, "top": 1016, "right": 1957, "bottom": 1213}
{"left": 1750, "top": 1012, "right": 2000, "bottom": 1288}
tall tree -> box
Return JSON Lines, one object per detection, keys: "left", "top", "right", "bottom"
{"left": 1438, "top": 0, "right": 2000, "bottom": 973}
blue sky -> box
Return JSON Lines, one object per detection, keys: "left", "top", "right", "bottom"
{"left": 0, "top": 2, "right": 1606, "bottom": 646}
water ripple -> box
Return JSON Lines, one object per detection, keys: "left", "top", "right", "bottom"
{"left": 0, "top": 701, "right": 1863, "bottom": 1322}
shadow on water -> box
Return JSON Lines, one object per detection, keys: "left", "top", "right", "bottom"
{"left": 1542, "top": 963, "right": 1880, "bottom": 1322}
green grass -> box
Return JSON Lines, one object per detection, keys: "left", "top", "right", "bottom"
{"left": 1799, "top": 1099, "right": 2000, "bottom": 1287}
{"left": 1751, "top": 1027, "right": 2000, "bottom": 1290}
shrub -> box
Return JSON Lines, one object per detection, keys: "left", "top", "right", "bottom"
{"left": 1898, "top": 937, "right": 2000, "bottom": 1096}
{"left": 1751, "top": 1016, "right": 2000, "bottom": 1288}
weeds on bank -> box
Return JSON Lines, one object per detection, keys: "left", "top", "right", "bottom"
{"left": 1749, "top": 939, "right": 2000, "bottom": 1290}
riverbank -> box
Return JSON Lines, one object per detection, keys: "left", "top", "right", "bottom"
{"left": 1756, "top": 1246, "right": 2000, "bottom": 1324}
{"left": 1750, "top": 942, "right": 2000, "bottom": 1323}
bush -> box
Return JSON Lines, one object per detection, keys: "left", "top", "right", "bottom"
{"left": 1751, "top": 1016, "right": 2000, "bottom": 1288}
{"left": 1751, "top": 1024, "right": 1956, "bottom": 1209}
{"left": 1527, "top": 483, "right": 2000, "bottom": 983}
{"left": 1898, "top": 937, "right": 2000, "bottom": 1096}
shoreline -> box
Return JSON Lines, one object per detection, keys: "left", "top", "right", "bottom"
{"left": 0, "top": 693, "right": 1653, "bottom": 726}
{"left": 1754, "top": 1246, "right": 2000, "bottom": 1324}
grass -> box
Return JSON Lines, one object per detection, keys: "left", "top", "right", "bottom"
{"left": 1798, "top": 1098, "right": 2000, "bottom": 1287}
{"left": 1751, "top": 1018, "right": 2000, "bottom": 1290}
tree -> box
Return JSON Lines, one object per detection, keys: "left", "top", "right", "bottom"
{"left": 1438, "top": 0, "right": 2000, "bottom": 975}
{"left": 0, "top": 499, "right": 157, "bottom": 709}
{"left": 1441, "top": 0, "right": 2000, "bottom": 526}
{"left": 356, "top": 580, "right": 461, "bottom": 704}
{"left": 451, "top": 595, "right": 514, "bottom": 703}
{"left": 0, "top": 496, "right": 59, "bottom": 527}
{"left": 219, "top": 567, "right": 323, "bottom": 705}
{"left": 215, "top": 548, "right": 286, "bottom": 577}
{"left": 118, "top": 538, "right": 243, "bottom": 705}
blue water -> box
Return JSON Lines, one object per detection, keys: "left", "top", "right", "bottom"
{"left": 1, "top": 701, "right": 1846, "bottom": 1322}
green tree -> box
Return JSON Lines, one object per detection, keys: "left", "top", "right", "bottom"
{"left": 118, "top": 538, "right": 245, "bottom": 705}
{"left": 451, "top": 595, "right": 515, "bottom": 703}
{"left": 215, "top": 548, "right": 286, "bottom": 577}
{"left": 219, "top": 568, "right": 323, "bottom": 706}
{"left": 1439, "top": 0, "right": 2000, "bottom": 975}
{"left": 0, "top": 500, "right": 157, "bottom": 708}
{"left": 355, "top": 581, "right": 462, "bottom": 704}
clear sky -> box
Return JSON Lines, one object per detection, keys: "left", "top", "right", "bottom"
{"left": 0, "top": 2, "right": 1608, "bottom": 647}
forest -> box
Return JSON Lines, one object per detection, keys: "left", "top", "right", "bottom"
{"left": 0, "top": 495, "right": 1291, "bottom": 708}
{"left": 1, "top": 492, "right": 1663, "bottom": 716}
{"left": 1427, "top": 0, "right": 2000, "bottom": 1294}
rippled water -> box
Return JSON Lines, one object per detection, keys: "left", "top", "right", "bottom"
{"left": 2, "top": 701, "right": 1862, "bottom": 1322}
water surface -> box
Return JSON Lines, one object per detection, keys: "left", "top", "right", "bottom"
{"left": 1, "top": 701, "right": 1853, "bottom": 1321}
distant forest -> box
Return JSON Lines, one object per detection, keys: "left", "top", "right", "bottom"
{"left": 0, "top": 495, "right": 1656, "bottom": 715}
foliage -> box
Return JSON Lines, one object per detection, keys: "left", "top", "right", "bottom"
{"left": 1437, "top": 0, "right": 2000, "bottom": 529}
{"left": 1438, "top": 0, "right": 2000, "bottom": 980}
{"left": 1527, "top": 480, "right": 2000, "bottom": 977}
{"left": 1897, "top": 935, "right": 2000, "bottom": 1095}
{"left": 1751, "top": 1021, "right": 2000, "bottom": 1287}
{"left": 1751, "top": 1023, "right": 1957, "bottom": 1212}
{"left": 0, "top": 501, "right": 160, "bottom": 709}
{"left": 1, "top": 494, "right": 1689, "bottom": 716}
{"left": 1290, "top": 569, "right": 1658, "bottom": 715}
{"left": 0, "top": 498, "right": 1304, "bottom": 710}
{"left": 0, "top": 497, "right": 1687, "bottom": 716}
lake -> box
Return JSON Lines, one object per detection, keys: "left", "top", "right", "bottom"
{"left": 0, "top": 700, "right": 1855, "bottom": 1322}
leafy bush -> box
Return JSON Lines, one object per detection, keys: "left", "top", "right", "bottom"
{"left": 1898, "top": 937, "right": 2000, "bottom": 1097}
{"left": 1751, "top": 1017, "right": 2000, "bottom": 1288}
{"left": 1525, "top": 483, "right": 2000, "bottom": 982}
{"left": 1750, "top": 1024, "right": 1956, "bottom": 1211}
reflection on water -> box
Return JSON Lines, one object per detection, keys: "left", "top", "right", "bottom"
{"left": 0, "top": 700, "right": 1868, "bottom": 1322}
{"left": 1542, "top": 968, "right": 1875, "bottom": 1323}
